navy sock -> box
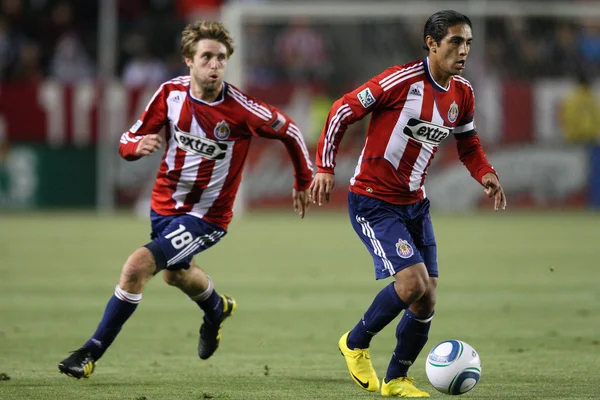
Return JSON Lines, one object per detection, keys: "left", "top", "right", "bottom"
{"left": 347, "top": 282, "right": 408, "bottom": 349}
{"left": 84, "top": 285, "right": 141, "bottom": 360}
{"left": 385, "top": 309, "right": 434, "bottom": 382}
{"left": 190, "top": 277, "right": 223, "bottom": 323}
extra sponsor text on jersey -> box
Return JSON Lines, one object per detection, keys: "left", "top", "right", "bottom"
{"left": 174, "top": 126, "right": 228, "bottom": 159}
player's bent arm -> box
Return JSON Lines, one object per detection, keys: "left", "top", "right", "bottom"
{"left": 119, "top": 84, "right": 169, "bottom": 161}
{"left": 248, "top": 106, "right": 313, "bottom": 191}
{"left": 316, "top": 70, "right": 393, "bottom": 174}
{"left": 454, "top": 132, "right": 497, "bottom": 185}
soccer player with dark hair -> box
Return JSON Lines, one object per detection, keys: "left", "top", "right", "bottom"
{"left": 58, "top": 21, "right": 313, "bottom": 379}
{"left": 310, "top": 10, "right": 506, "bottom": 397}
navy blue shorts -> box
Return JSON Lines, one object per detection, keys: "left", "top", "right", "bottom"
{"left": 147, "top": 209, "right": 227, "bottom": 271}
{"left": 348, "top": 191, "right": 438, "bottom": 279}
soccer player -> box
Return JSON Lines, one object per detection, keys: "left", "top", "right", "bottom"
{"left": 310, "top": 10, "right": 506, "bottom": 397}
{"left": 58, "top": 21, "right": 313, "bottom": 379}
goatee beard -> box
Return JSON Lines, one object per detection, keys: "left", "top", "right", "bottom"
{"left": 202, "top": 82, "right": 220, "bottom": 93}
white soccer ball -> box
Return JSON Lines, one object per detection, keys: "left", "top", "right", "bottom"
{"left": 425, "top": 340, "right": 482, "bottom": 395}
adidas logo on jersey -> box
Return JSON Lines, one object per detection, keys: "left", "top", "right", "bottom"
{"left": 409, "top": 87, "right": 422, "bottom": 96}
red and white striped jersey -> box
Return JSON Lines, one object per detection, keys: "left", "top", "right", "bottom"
{"left": 316, "top": 57, "right": 496, "bottom": 205}
{"left": 120, "top": 76, "right": 313, "bottom": 229}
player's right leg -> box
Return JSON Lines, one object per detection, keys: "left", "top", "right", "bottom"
{"left": 380, "top": 273, "right": 434, "bottom": 397}
{"left": 382, "top": 201, "right": 438, "bottom": 397}
{"left": 58, "top": 247, "right": 157, "bottom": 379}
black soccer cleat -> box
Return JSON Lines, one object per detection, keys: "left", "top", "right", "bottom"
{"left": 58, "top": 348, "right": 96, "bottom": 379}
{"left": 198, "top": 295, "right": 237, "bottom": 360}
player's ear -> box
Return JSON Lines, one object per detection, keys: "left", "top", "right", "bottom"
{"left": 184, "top": 57, "right": 193, "bottom": 69}
{"left": 425, "top": 35, "right": 437, "bottom": 53}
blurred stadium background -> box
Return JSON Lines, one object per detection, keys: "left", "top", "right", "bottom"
{"left": 1, "top": 1, "right": 600, "bottom": 399}
{"left": 1, "top": 0, "right": 600, "bottom": 212}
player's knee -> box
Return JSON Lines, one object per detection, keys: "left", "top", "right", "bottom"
{"left": 408, "top": 277, "right": 428, "bottom": 302}
{"left": 122, "top": 247, "right": 156, "bottom": 281}
{"left": 411, "top": 292, "right": 436, "bottom": 315}
{"left": 411, "top": 277, "right": 438, "bottom": 315}
{"left": 162, "top": 269, "right": 186, "bottom": 287}
{"left": 394, "top": 264, "right": 429, "bottom": 303}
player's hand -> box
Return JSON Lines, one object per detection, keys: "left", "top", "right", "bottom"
{"left": 135, "top": 134, "right": 163, "bottom": 157}
{"left": 309, "top": 172, "right": 335, "bottom": 206}
{"left": 482, "top": 172, "right": 506, "bottom": 211}
{"left": 292, "top": 188, "right": 310, "bottom": 218}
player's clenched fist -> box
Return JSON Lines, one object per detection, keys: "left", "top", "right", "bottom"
{"left": 135, "top": 134, "right": 163, "bottom": 157}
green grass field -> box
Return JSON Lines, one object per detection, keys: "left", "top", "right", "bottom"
{"left": 1, "top": 210, "right": 599, "bottom": 400}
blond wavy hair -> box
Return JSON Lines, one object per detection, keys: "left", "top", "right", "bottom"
{"left": 180, "top": 21, "right": 236, "bottom": 60}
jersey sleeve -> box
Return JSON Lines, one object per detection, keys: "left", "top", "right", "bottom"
{"left": 245, "top": 98, "right": 313, "bottom": 191}
{"left": 453, "top": 85, "right": 497, "bottom": 184}
{"left": 119, "top": 84, "right": 169, "bottom": 161}
{"left": 315, "top": 68, "right": 394, "bottom": 174}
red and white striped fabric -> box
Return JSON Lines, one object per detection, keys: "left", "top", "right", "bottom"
{"left": 316, "top": 57, "right": 495, "bottom": 205}
{"left": 120, "top": 76, "right": 313, "bottom": 229}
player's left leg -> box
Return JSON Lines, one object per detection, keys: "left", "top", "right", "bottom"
{"left": 163, "top": 264, "right": 236, "bottom": 359}
{"left": 382, "top": 204, "right": 437, "bottom": 397}
{"left": 145, "top": 211, "right": 234, "bottom": 360}
{"left": 382, "top": 276, "right": 436, "bottom": 397}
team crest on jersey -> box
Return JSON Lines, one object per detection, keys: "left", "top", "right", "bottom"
{"left": 214, "top": 120, "right": 231, "bottom": 140}
{"left": 396, "top": 239, "right": 414, "bottom": 259}
{"left": 448, "top": 101, "right": 459, "bottom": 123}
{"left": 357, "top": 88, "right": 376, "bottom": 108}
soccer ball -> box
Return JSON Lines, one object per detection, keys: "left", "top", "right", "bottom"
{"left": 425, "top": 340, "right": 481, "bottom": 395}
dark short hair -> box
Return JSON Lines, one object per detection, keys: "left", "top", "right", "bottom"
{"left": 423, "top": 10, "right": 472, "bottom": 51}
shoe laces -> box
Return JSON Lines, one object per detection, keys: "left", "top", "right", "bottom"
{"left": 68, "top": 348, "right": 93, "bottom": 363}
{"left": 398, "top": 376, "right": 416, "bottom": 385}
{"left": 350, "top": 348, "right": 371, "bottom": 360}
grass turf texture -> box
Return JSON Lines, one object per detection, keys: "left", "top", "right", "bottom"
{"left": 0, "top": 211, "right": 599, "bottom": 399}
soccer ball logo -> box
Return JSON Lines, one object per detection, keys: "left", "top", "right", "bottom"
{"left": 426, "top": 340, "right": 482, "bottom": 395}
{"left": 395, "top": 239, "right": 414, "bottom": 259}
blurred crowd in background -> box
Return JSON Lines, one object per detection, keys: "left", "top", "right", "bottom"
{"left": 1, "top": 0, "right": 600, "bottom": 211}
{"left": 2, "top": 0, "right": 600, "bottom": 86}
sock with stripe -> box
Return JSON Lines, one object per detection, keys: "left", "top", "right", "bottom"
{"left": 347, "top": 282, "right": 408, "bottom": 349}
{"left": 189, "top": 276, "right": 223, "bottom": 324}
{"left": 83, "top": 285, "right": 141, "bottom": 360}
{"left": 385, "top": 309, "right": 434, "bottom": 381}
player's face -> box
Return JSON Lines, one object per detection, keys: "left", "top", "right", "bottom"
{"left": 186, "top": 39, "right": 228, "bottom": 93}
{"left": 431, "top": 24, "right": 472, "bottom": 76}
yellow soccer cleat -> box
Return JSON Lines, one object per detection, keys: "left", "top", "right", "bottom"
{"left": 338, "top": 331, "right": 380, "bottom": 392}
{"left": 381, "top": 376, "right": 430, "bottom": 397}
